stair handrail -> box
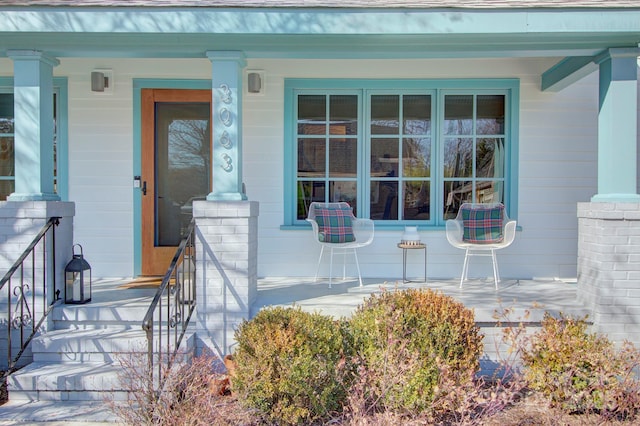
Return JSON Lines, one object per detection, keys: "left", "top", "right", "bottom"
{"left": 0, "top": 216, "right": 61, "bottom": 379}
{"left": 142, "top": 218, "right": 196, "bottom": 389}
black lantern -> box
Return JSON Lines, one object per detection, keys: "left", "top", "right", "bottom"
{"left": 65, "top": 244, "right": 92, "bottom": 304}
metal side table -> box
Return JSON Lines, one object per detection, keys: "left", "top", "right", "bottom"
{"left": 397, "top": 242, "right": 427, "bottom": 283}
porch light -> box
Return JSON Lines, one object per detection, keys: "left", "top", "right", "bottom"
{"left": 65, "top": 244, "right": 92, "bottom": 304}
{"left": 90, "top": 69, "right": 114, "bottom": 94}
{"left": 246, "top": 70, "right": 265, "bottom": 95}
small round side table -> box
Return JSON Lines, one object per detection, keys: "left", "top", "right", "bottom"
{"left": 397, "top": 242, "right": 427, "bottom": 283}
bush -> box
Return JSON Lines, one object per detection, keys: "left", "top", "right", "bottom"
{"left": 111, "top": 351, "right": 256, "bottom": 426}
{"left": 521, "top": 312, "right": 640, "bottom": 419}
{"left": 232, "top": 306, "right": 353, "bottom": 425}
{"left": 347, "top": 288, "right": 483, "bottom": 415}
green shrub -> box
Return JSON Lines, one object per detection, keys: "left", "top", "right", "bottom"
{"left": 521, "top": 312, "right": 640, "bottom": 418}
{"left": 232, "top": 306, "right": 353, "bottom": 425}
{"left": 348, "top": 288, "right": 483, "bottom": 415}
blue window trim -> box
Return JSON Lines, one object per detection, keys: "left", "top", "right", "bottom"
{"left": 0, "top": 76, "right": 69, "bottom": 200}
{"left": 283, "top": 78, "right": 519, "bottom": 229}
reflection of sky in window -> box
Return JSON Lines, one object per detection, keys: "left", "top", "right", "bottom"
{"left": 168, "top": 119, "right": 208, "bottom": 169}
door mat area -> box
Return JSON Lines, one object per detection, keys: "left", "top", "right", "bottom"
{"left": 118, "top": 276, "right": 171, "bottom": 289}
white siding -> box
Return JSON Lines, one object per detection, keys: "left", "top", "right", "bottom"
{"left": 243, "top": 58, "right": 598, "bottom": 280}
{"left": 1, "top": 57, "right": 604, "bottom": 280}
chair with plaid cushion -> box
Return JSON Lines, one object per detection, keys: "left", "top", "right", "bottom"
{"left": 445, "top": 203, "right": 516, "bottom": 290}
{"left": 307, "top": 202, "right": 375, "bottom": 288}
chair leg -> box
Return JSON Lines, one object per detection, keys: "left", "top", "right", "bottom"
{"left": 314, "top": 246, "right": 325, "bottom": 282}
{"left": 491, "top": 249, "right": 499, "bottom": 290}
{"left": 460, "top": 248, "right": 470, "bottom": 288}
{"left": 328, "top": 247, "right": 334, "bottom": 289}
{"left": 342, "top": 250, "right": 347, "bottom": 280}
{"left": 353, "top": 249, "right": 363, "bottom": 287}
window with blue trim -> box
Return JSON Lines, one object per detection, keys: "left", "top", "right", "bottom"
{"left": 0, "top": 92, "right": 15, "bottom": 199}
{"left": 286, "top": 79, "right": 517, "bottom": 226}
{"left": 0, "top": 86, "right": 62, "bottom": 200}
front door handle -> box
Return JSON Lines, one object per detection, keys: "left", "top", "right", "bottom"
{"left": 142, "top": 181, "right": 147, "bottom": 196}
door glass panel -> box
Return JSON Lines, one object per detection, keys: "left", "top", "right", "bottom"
{"left": 155, "top": 102, "right": 210, "bottom": 246}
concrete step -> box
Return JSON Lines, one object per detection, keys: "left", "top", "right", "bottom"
{"left": 8, "top": 361, "right": 132, "bottom": 402}
{"left": 32, "top": 327, "right": 149, "bottom": 363}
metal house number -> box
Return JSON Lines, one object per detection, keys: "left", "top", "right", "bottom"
{"left": 219, "top": 83, "right": 234, "bottom": 173}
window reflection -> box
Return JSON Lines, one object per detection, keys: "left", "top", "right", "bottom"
{"left": 371, "top": 95, "right": 399, "bottom": 134}
{"left": 403, "top": 137, "right": 430, "bottom": 178}
{"left": 444, "top": 95, "right": 473, "bottom": 135}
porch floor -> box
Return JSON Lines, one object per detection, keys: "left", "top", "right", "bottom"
{"left": 0, "top": 277, "right": 588, "bottom": 424}
{"left": 252, "top": 276, "right": 588, "bottom": 323}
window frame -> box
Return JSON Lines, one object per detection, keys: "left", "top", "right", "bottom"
{"left": 0, "top": 77, "right": 68, "bottom": 201}
{"left": 283, "top": 78, "right": 519, "bottom": 229}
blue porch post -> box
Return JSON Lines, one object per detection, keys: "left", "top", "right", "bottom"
{"left": 6, "top": 50, "right": 60, "bottom": 201}
{"left": 591, "top": 47, "right": 639, "bottom": 203}
{"left": 206, "top": 51, "right": 247, "bottom": 201}
{"left": 194, "top": 51, "right": 258, "bottom": 357}
{"left": 577, "top": 47, "right": 640, "bottom": 347}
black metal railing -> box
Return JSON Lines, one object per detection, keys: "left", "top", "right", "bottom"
{"left": 1, "top": 217, "right": 61, "bottom": 379}
{"left": 142, "top": 218, "right": 197, "bottom": 389}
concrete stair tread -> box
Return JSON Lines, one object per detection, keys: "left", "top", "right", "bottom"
{"left": 8, "top": 361, "right": 136, "bottom": 401}
{"left": 0, "top": 400, "right": 118, "bottom": 423}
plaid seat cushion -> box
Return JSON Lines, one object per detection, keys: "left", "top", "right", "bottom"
{"left": 315, "top": 205, "right": 356, "bottom": 243}
{"left": 461, "top": 204, "right": 504, "bottom": 244}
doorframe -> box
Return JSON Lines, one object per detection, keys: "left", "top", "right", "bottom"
{"left": 132, "top": 79, "right": 211, "bottom": 277}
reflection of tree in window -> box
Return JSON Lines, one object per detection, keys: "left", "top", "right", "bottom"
{"left": 167, "top": 118, "right": 210, "bottom": 205}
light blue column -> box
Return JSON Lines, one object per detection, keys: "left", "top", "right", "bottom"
{"left": 591, "top": 48, "right": 640, "bottom": 202}
{"left": 7, "top": 50, "right": 60, "bottom": 201}
{"left": 206, "top": 51, "right": 247, "bottom": 201}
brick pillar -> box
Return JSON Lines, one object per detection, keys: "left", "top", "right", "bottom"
{"left": 577, "top": 202, "right": 640, "bottom": 345}
{"left": 192, "top": 200, "right": 258, "bottom": 357}
{"left": 0, "top": 201, "right": 75, "bottom": 369}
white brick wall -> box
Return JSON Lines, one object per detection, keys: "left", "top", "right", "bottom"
{"left": 192, "top": 200, "right": 259, "bottom": 357}
{"left": 0, "top": 201, "right": 75, "bottom": 369}
{"left": 578, "top": 202, "right": 640, "bottom": 345}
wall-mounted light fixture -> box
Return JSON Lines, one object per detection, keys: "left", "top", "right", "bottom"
{"left": 245, "top": 70, "right": 265, "bottom": 96}
{"left": 91, "top": 69, "right": 114, "bottom": 94}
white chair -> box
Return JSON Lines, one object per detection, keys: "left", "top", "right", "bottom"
{"left": 306, "top": 202, "right": 374, "bottom": 288}
{"left": 445, "top": 203, "right": 516, "bottom": 290}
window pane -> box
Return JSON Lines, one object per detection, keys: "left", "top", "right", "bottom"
{"left": 0, "top": 94, "right": 14, "bottom": 134}
{"left": 371, "top": 138, "right": 399, "bottom": 178}
{"left": 404, "top": 181, "right": 430, "bottom": 220}
{"left": 330, "top": 95, "right": 358, "bottom": 135}
{"left": 403, "top": 95, "right": 431, "bottom": 135}
{"left": 403, "top": 137, "right": 430, "bottom": 178}
{"left": 444, "top": 95, "right": 473, "bottom": 135}
{"left": 0, "top": 137, "right": 14, "bottom": 176}
{"left": 0, "top": 180, "right": 14, "bottom": 200}
{"left": 330, "top": 181, "right": 357, "bottom": 213}
{"left": 370, "top": 181, "right": 398, "bottom": 220}
{"left": 443, "top": 180, "right": 472, "bottom": 219}
{"left": 476, "top": 138, "right": 505, "bottom": 178}
{"left": 477, "top": 95, "right": 505, "bottom": 135}
{"left": 297, "top": 181, "right": 325, "bottom": 219}
{"left": 476, "top": 181, "right": 504, "bottom": 204}
{"left": 298, "top": 95, "right": 326, "bottom": 135}
{"left": 298, "top": 138, "right": 325, "bottom": 177}
{"left": 444, "top": 137, "right": 472, "bottom": 178}
{"left": 329, "top": 138, "right": 357, "bottom": 177}
{"left": 371, "top": 95, "right": 399, "bottom": 135}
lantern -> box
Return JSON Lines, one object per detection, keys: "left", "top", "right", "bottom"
{"left": 65, "top": 244, "right": 92, "bottom": 304}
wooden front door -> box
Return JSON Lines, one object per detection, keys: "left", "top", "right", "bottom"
{"left": 141, "top": 89, "right": 211, "bottom": 276}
